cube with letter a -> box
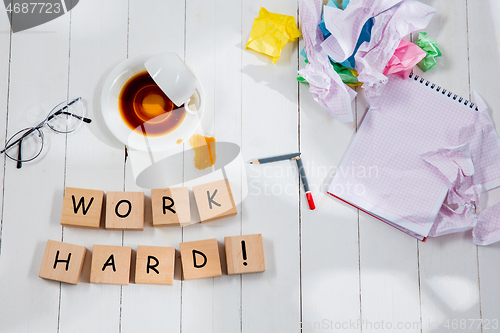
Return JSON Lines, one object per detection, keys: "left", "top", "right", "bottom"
{"left": 90, "top": 245, "right": 132, "bottom": 285}
{"left": 39, "top": 240, "right": 87, "bottom": 284}
{"left": 193, "top": 179, "right": 237, "bottom": 223}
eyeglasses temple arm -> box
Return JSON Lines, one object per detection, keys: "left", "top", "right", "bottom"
{"left": 16, "top": 138, "right": 22, "bottom": 169}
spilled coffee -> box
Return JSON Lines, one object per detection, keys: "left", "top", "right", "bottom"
{"left": 119, "top": 71, "right": 186, "bottom": 137}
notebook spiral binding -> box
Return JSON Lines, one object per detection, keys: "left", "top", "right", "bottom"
{"left": 408, "top": 72, "right": 478, "bottom": 111}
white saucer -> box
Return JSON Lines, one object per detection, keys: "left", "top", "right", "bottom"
{"left": 101, "top": 54, "right": 204, "bottom": 152}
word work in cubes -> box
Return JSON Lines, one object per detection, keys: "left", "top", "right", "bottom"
{"left": 39, "top": 240, "right": 87, "bottom": 284}
{"left": 61, "top": 187, "right": 104, "bottom": 229}
{"left": 151, "top": 187, "right": 191, "bottom": 227}
{"left": 193, "top": 179, "right": 237, "bottom": 223}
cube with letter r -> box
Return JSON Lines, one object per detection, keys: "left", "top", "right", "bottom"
{"left": 61, "top": 187, "right": 104, "bottom": 228}
{"left": 193, "top": 179, "right": 237, "bottom": 223}
{"left": 135, "top": 245, "right": 175, "bottom": 285}
{"left": 151, "top": 187, "right": 190, "bottom": 227}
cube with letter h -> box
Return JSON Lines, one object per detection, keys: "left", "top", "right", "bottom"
{"left": 180, "top": 238, "right": 221, "bottom": 280}
{"left": 61, "top": 187, "right": 104, "bottom": 229}
{"left": 39, "top": 240, "right": 87, "bottom": 284}
{"left": 193, "top": 179, "right": 237, "bottom": 223}
{"left": 151, "top": 187, "right": 190, "bottom": 227}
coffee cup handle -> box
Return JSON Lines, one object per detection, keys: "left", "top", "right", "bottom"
{"left": 184, "top": 83, "right": 203, "bottom": 116}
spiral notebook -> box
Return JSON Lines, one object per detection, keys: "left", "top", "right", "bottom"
{"left": 328, "top": 73, "right": 500, "bottom": 240}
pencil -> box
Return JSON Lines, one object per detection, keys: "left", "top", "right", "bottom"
{"left": 249, "top": 152, "right": 301, "bottom": 164}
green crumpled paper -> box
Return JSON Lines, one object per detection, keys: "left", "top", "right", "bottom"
{"left": 298, "top": 59, "right": 361, "bottom": 86}
{"left": 415, "top": 32, "right": 442, "bottom": 72}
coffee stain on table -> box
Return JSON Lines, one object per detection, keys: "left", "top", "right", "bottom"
{"left": 189, "top": 134, "right": 216, "bottom": 170}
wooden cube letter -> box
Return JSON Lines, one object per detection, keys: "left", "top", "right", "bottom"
{"left": 90, "top": 245, "right": 132, "bottom": 285}
{"left": 61, "top": 187, "right": 104, "bottom": 228}
{"left": 193, "top": 179, "right": 237, "bottom": 223}
{"left": 151, "top": 187, "right": 190, "bottom": 227}
{"left": 39, "top": 240, "right": 87, "bottom": 284}
{"left": 105, "top": 191, "right": 144, "bottom": 230}
{"left": 135, "top": 245, "right": 175, "bottom": 285}
{"left": 225, "top": 234, "right": 265, "bottom": 275}
{"left": 180, "top": 238, "right": 221, "bottom": 280}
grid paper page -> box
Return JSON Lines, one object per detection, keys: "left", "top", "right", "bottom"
{"left": 328, "top": 74, "right": 500, "bottom": 238}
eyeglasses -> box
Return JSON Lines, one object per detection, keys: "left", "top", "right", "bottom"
{"left": 0, "top": 97, "right": 91, "bottom": 169}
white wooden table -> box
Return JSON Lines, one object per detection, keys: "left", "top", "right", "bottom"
{"left": 0, "top": 0, "right": 499, "bottom": 332}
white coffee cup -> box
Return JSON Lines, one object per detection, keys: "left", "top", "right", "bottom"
{"left": 145, "top": 52, "right": 203, "bottom": 115}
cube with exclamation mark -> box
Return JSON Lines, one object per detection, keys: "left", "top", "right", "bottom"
{"left": 224, "top": 234, "right": 265, "bottom": 275}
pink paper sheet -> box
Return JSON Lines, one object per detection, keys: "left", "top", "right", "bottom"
{"left": 474, "top": 202, "right": 500, "bottom": 245}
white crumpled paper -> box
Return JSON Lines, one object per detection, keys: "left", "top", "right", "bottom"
{"left": 422, "top": 93, "right": 500, "bottom": 243}
{"left": 354, "top": 0, "right": 435, "bottom": 102}
{"left": 321, "top": 0, "right": 404, "bottom": 62}
{"left": 298, "top": 0, "right": 356, "bottom": 122}
{"left": 299, "top": 0, "right": 435, "bottom": 121}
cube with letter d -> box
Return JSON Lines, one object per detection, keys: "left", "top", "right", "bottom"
{"left": 193, "top": 179, "right": 237, "bottom": 223}
{"left": 180, "top": 238, "right": 221, "bottom": 280}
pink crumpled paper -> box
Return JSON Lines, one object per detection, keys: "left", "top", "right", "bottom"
{"left": 383, "top": 39, "right": 427, "bottom": 78}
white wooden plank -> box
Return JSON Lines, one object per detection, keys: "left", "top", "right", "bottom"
{"left": 468, "top": 0, "right": 500, "bottom": 326}
{"left": 58, "top": 1, "right": 128, "bottom": 332}
{"left": 0, "top": 14, "right": 70, "bottom": 333}
{"left": 241, "top": 1, "right": 301, "bottom": 332}
{"left": 119, "top": 0, "right": 185, "bottom": 331}
{"left": 0, "top": 2, "right": 11, "bottom": 255}
{"left": 299, "top": 33, "right": 361, "bottom": 333}
{"left": 358, "top": 212, "right": 421, "bottom": 333}
{"left": 412, "top": 1, "right": 481, "bottom": 332}
{"left": 180, "top": 0, "right": 242, "bottom": 331}
{"left": 355, "top": 30, "right": 420, "bottom": 330}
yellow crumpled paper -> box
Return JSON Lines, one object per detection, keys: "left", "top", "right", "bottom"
{"left": 246, "top": 7, "right": 301, "bottom": 64}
